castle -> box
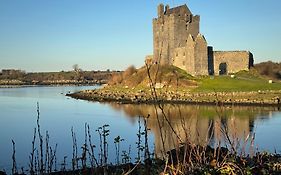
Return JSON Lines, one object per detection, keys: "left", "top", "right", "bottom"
{"left": 146, "top": 4, "right": 254, "bottom": 76}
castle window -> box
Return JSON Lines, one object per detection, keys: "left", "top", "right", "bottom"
{"left": 183, "top": 61, "right": 185, "bottom": 65}
{"left": 183, "top": 52, "right": 185, "bottom": 56}
{"left": 176, "top": 53, "right": 178, "bottom": 57}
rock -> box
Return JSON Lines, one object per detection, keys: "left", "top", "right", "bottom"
{"left": 155, "top": 83, "right": 164, "bottom": 89}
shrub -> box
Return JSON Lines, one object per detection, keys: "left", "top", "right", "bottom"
{"left": 109, "top": 72, "right": 123, "bottom": 85}
{"left": 122, "top": 65, "right": 137, "bottom": 79}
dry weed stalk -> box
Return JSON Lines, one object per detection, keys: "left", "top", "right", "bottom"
{"left": 36, "top": 102, "right": 44, "bottom": 174}
{"left": 29, "top": 128, "right": 36, "bottom": 175}
{"left": 87, "top": 124, "right": 99, "bottom": 168}
{"left": 71, "top": 126, "right": 78, "bottom": 171}
{"left": 11, "top": 140, "right": 18, "bottom": 175}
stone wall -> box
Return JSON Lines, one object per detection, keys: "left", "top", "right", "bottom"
{"left": 150, "top": 3, "right": 255, "bottom": 77}
{"left": 153, "top": 4, "right": 199, "bottom": 65}
{"left": 194, "top": 34, "right": 208, "bottom": 75}
{"left": 153, "top": 12, "right": 175, "bottom": 65}
{"left": 172, "top": 47, "right": 186, "bottom": 70}
{"left": 213, "top": 51, "right": 253, "bottom": 75}
{"left": 185, "top": 35, "right": 195, "bottom": 74}
{"left": 172, "top": 34, "right": 208, "bottom": 76}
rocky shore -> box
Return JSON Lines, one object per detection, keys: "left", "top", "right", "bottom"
{"left": 67, "top": 88, "right": 281, "bottom": 106}
{"left": 0, "top": 79, "right": 107, "bottom": 88}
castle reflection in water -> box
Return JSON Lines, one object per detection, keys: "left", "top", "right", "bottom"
{"left": 108, "top": 103, "right": 278, "bottom": 157}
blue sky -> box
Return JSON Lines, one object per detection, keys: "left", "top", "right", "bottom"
{"left": 0, "top": 0, "right": 280, "bottom": 72}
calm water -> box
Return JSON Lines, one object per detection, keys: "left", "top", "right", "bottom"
{"left": 0, "top": 86, "right": 281, "bottom": 172}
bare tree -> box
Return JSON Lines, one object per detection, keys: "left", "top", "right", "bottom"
{"left": 72, "top": 64, "right": 84, "bottom": 81}
{"left": 72, "top": 64, "right": 80, "bottom": 73}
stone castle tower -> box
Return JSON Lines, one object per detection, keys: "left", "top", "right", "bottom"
{"left": 149, "top": 4, "right": 254, "bottom": 76}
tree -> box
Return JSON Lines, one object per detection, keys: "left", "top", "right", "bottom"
{"left": 73, "top": 64, "right": 80, "bottom": 72}
{"left": 72, "top": 64, "right": 83, "bottom": 81}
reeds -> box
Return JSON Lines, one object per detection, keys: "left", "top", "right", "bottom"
{"left": 8, "top": 103, "right": 281, "bottom": 174}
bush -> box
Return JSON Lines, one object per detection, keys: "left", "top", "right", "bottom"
{"left": 109, "top": 73, "right": 123, "bottom": 85}
{"left": 255, "top": 61, "right": 281, "bottom": 80}
{"left": 122, "top": 65, "right": 137, "bottom": 79}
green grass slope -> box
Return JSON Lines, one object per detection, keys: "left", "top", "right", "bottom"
{"left": 194, "top": 69, "right": 281, "bottom": 92}
{"left": 108, "top": 65, "right": 281, "bottom": 93}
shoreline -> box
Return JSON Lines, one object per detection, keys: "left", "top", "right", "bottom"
{"left": 0, "top": 78, "right": 108, "bottom": 88}
{"left": 67, "top": 89, "right": 281, "bottom": 107}
{"left": 0, "top": 83, "right": 104, "bottom": 88}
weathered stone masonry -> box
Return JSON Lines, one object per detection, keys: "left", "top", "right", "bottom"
{"left": 148, "top": 4, "right": 254, "bottom": 76}
{"left": 212, "top": 51, "right": 254, "bottom": 75}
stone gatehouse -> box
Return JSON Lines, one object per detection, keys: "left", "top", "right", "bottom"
{"left": 147, "top": 4, "right": 254, "bottom": 76}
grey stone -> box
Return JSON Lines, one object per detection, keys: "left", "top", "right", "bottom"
{"left": 147, "top": 4, "right": 254, "bottom": 76}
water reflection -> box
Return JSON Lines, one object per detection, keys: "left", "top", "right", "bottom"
{"left": 108, "top": 103, "right": 279, "bottom": 157}
{"left": 1, "top": 86, "right": 280, "bottom": 172}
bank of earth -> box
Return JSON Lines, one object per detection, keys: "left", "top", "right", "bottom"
{"left": 68, "top": 65, "right": 281, "bottom": 106}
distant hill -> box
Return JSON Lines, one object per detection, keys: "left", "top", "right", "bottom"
{"left": 254, "top": 61, "right": 281, "bottom": 80}
{"left": 0, "top": 70, "right": 114, "bottom": 85}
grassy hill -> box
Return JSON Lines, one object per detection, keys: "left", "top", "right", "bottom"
{"left": 69, "top": 64, "right": 281, "bottom": 105}
{"left": 107, "top": 64, "right": 281, "bottom": 93}
{"left": 108, "top": 65, "right": 197, "bottom": 89}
